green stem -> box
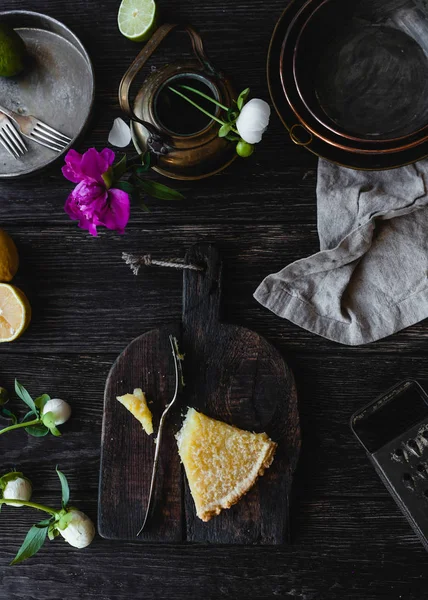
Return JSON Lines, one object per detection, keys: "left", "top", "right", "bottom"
{"left": 0, "top": 499, "right": 56, "bottom": 515}
{"left": 169, "top": 87, "right": 225, "bottom": 126}
{"left": 168, "top": 88, "right": 240, "bottom": 135}
{"left": 177, "top": 85, "right": 229, "bottom": 111}
{"left": 0, "top": 418, "right": 40, "bottom": 435}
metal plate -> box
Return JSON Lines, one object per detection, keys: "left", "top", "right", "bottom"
{"left": 268, "top": 1, "right": 428, "bottom": 170}
{"left": 0, "top": 11, "right": 94, "bottom": 179}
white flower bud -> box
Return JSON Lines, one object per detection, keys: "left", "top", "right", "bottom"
{"left": 236, "top": 98, "right": 271, "bottom": 144}
{"left": 59, "top": 510, "right": 95, "bottom": 549}
{"left": 3, "top": 476, "right": 32, "bottom": 506}
{"left": 42, "top": 399, "right": 71, "bottom": 425}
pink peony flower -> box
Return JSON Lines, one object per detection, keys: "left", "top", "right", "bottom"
{"left": 62, "top": 148, "right": 130, "bottom": 236}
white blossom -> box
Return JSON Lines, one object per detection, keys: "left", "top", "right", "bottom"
{"left": 3, "top": 476, "right": 32, "bottom": 506}
{"left": 236, "top": 98, "right": 271, "bottom": 144}
{"left": 42, "top": 399, "right": 71, "bottom": 425}
{"left": 59, "top": 510, "right": 95, "bottom": 549}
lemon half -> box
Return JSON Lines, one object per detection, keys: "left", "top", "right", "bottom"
{"left": 0, "top": 284, "right": 31, "bottom": 342}
{"left": 0, "top": 229, "right": 19, "bottom": 282}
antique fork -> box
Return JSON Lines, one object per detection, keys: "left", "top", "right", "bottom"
{"left": 137, "top": 334, "right": 184, "bottom": 535}
{"left": 0, "top": 104, "right": 71, "bottom": 152}
{"left": 0, "top": 113, "right": 27, "bottom": 159}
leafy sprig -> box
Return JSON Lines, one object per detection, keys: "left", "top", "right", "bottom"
{"left": 113, "top": 152, "right": 184, "bottom": 213}
{"left": 2, "top": 468, "right": 79, "bottom": 565}
{"left": 0, "top": 381, "right": 67, "bottom": 438}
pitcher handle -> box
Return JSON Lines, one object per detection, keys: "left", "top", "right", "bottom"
{"left": 119, "top": 23, "right": 217, "bottom": 154}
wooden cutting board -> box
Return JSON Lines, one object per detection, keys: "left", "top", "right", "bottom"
{"left": 98, "top": 243, "right": 300, "bottom": 544}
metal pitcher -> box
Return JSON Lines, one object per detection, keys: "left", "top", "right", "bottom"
{"left": 119, "top": 23, "right": 237, "bottom": 180}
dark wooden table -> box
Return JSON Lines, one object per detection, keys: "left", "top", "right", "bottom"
{"left": 1, "top": 1, "right": 428, "bottom": 598}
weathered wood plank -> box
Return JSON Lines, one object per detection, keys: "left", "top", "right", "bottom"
{"left": 1, "top": 496, "right": 427, "bottom": 600}
{"left": 0, "top": 225, "right": 426, "bottom": 355}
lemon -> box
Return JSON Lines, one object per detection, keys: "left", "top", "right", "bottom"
{"left": 118, "top": 0, "right": 157, "bottom": 42}
{"left": 0, "top": 24, "right": 27, "bottom": 77}
{"left": 0, "top": 229, "right": 19, "bottom": 282}
{"left": 0, "top": 284, "right": 31, "bottom": 342}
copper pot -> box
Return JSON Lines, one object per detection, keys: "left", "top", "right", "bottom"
{"left": 119, "top": 23, "right": 237, "bottom": 180}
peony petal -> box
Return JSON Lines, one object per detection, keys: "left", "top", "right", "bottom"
{"left": 98, "top": 187, "right": 130, "bottom": 233}
{"left": 80, "top": 148, "right": 116, "bottom": 184}
{"left": 108, "top": 118, "right": 132, "bottom": 148}
{"left": 100, "top": 147, "right": 116, "bottom": 166}
{"left": 62, "top": 149, "right": 84, "bottom": 183}
{"left": 64, "top": 181, "right": 108, "bottom": 238}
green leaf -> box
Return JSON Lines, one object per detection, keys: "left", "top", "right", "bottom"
{"left": 25, "top": 423, "right": 49, "bottom": 437}
{"left": 226, "top": 108, "right": 239, "bottom": 123}
{"left": 225, "top": 132, "right": 241, "bottom": 142}
{"left": 135, "top": 178, "right": 185, "bottom": 201}
{"left": 218, "top": 123, "right": 232, "bottom": 138}
{"left": 56, "top": 467, "right": 70, "bottom": 508}
{"left": 48, "top": 524, "right": 59, "bottom": 540}
{"left": 138, "top": 199, "right": 150, "bottom": 213}
{"left": 237, "top": 87, "right": 250, "bottom": 111}
{"left": 10, "top": 523, "right": 48, "bottom": 565}
{"left": 0, "top": 471, "right": 24, "bottom": 491}
{"left": 141, "top": 152, "right": 151, "bottom": 171}
{"left": 0, "top": 407, "right": 17, "bottom": 425}
{"left": 112, "top": 154, "right": 127, "bottom": 180}
{"left": 15, "top": 381, "right": 38, "bottom": 418}
{"left": 57, "top": 511, "right": 73, "bottom": 530}
{"left": 41, "top": 411, "right": 56, "bottom": 428}
{"left": 115, "top": 180, "right": 134, "bottom": 194}
{"left": 34, "top": 394, "right": 50, "bottom": 411}
{"left": 0, "top": 387, "right": 9, "bottom": 405}
{"left": 42, "top": 412, "right": 62, "bottom": 436}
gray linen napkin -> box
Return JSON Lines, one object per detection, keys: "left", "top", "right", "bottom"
{"left": 254, "top": 159, "right": 428, "bottom": 345}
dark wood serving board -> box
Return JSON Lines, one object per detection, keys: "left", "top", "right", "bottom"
{"left": 98, "top": 243, "right": 300, "bottom": 544}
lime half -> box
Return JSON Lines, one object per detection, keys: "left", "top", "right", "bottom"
{"left": 0, "top": 24, "right": 27, "bottom": 77}
{"left": 118, "top": 0, "right": 157, "bottom": 42}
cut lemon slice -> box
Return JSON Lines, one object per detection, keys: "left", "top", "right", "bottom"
{"left": 118, "top": 0, "right": 157, "bottom": 42}
{"left": 0, "top": 284, "right": 31, "bottom": 343}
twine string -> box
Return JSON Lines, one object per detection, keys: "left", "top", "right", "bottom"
{"left": 122, "top": 253, "right": 205, "bottom": 276}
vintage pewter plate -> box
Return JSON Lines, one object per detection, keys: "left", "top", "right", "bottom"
{"left": 0, "top": 11, "right": 95, "bottom": 179}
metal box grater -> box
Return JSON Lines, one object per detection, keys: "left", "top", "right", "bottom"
{"left": 351, "top": 380, "right": 428, "bottom": 551}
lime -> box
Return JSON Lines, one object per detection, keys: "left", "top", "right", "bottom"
{"left": 118, "top": 0, "right": 157, "bottom": 42}
{"left": 0, "top": 24, "right": 27, "bottom": 77}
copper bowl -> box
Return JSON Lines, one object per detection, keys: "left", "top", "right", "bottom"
{"left": 292, "top": 0, "right": 428, "bottom": 149}
{"left": 279, "top": 0, "right": 425, "bottom": 154}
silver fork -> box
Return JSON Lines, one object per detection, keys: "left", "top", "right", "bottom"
{"left": 0, "top": 113, "right": 27, "bottom": 159}
{"left": 137, "top": 334, "right": 184, "bottom": 536}
{"left": 0, "top": 104, "right": 71, "bottom": 152}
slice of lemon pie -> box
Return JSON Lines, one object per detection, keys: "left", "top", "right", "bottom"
{"left": 176, "top": 407, "right": 277, "bottom": 521}
{"left": 117, "top": 388, "right": 153, "bottom": 435}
